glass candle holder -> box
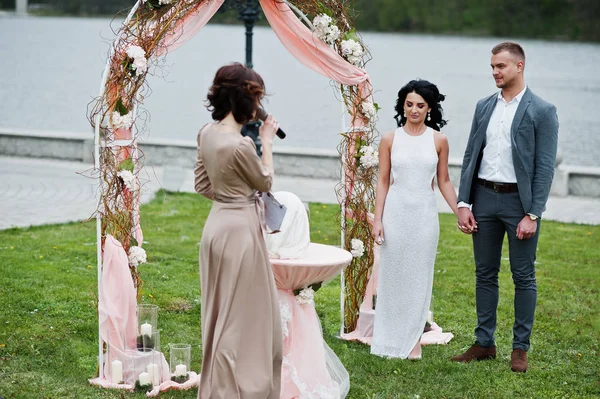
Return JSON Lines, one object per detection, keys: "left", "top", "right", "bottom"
{"left": 137, "top": 328, "right": 160, "bottom": 353}
{"left": 137, "top": 304, "right": 158, "bottom": 350}
{"left": 170, "top": 344, "right": 191, "bottom": 383}
{"left": 136, "top": 331, "right": 161, "bottom": 391}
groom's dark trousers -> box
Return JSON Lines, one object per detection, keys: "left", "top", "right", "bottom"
{"left": 471, "top": 184, "right": 539, "bottom": 351}
{"left": 458, "top": 87, "right": 558, "bottom": 351}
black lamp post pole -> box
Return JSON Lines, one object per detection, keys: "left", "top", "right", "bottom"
{"left": 238, "top": 0, "right": 260, "bottom": 69}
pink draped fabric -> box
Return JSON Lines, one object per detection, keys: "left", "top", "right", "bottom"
{"left": 259, "top": 1, "right": 367, "bottom": 86}
{"left": 98, "top": 234, "right": 138, "bottom": 351}
{"left": 259, "top": 0, "right": 373, "bottom": 130}
{"left": 146, "top": 372, "right": 200, "bottom": 397}
{"left": 93, "top": 235, "right": 173, "bottom": 390}
{"left": 271, "top": 243, "right": 352, "bottom": 399}
{"left": 279, "top": 290, "right": 340, "bottom": 399}
{"left": 155, "top": 0, "right": 225, "bottom": 56}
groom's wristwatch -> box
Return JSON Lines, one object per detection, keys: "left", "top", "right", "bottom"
{"left": 527, "top": 213, "right": 538, "bottom": 221}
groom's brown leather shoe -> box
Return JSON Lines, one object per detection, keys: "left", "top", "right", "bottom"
{"left": 511, "top": 349, "right": 528, "bottom": 372}
{"left": 450, "top": 344, "right": 497, "bottom": 362}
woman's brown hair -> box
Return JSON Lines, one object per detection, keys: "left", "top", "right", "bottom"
{"left": 206, "top": 63, "right": 265, "bottom": 124}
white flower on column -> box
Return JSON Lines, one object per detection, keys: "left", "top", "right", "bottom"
{"left": 111, "top": 111, "right": 133, "bottom": 130}
{"left": 128, "top": 245, "right": 147, "bottom": 267}
{"left": 296, "top": 287, "right": 315, "bottom": 306}
{"left": 312, "top": 14, "right": 340, "bottom": 45}
{"left": 313, "top": 14, "right": 332, "bottom": 36}
{"left": 361, "top": 101, "right": 376, "bottom": 120}
{"left": 325, "top": 25, "right": 340, "bottom": 45}
{"left": 350, "top": 238, "right": 365, "bottom": 258}
{"left": 341, "top": 39, "right": 364, "bottom": 65}
{"left": 359, "top": 145, "right": 378, "bottom": 169}
{"left": 126, "top": 45, "right": 148, "bottom": 75}
{"left": 117, "top": 170, "right": 136, "bottom": 191}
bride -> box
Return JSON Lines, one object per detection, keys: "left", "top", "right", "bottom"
{"left": 371, "top": 79, "right": 458, "bottom": 359}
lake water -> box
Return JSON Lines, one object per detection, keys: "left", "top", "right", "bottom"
{"left": 1, "top": 15, "right": 599, "bottom": 166}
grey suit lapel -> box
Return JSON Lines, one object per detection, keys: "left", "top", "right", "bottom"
{"left": 476, "top": 94, "right": 497, "bottom": 142}
{"left": 511, "top": 88, "right": 532, "bottom": 141}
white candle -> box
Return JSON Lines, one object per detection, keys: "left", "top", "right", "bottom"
{"left": 140, "top": 322, "right": 153, "bottom": 336}
{"left": 175, "top": 364, "right": 187, "bottom": 377}
{"left": 138, "top": 371, "right": 151, "bottom": 386}
{"left": 111, "top": 360, "right": 123, "bottom": 383}
{"left": 147, "top": 363, "right": 160, "bottom": 386}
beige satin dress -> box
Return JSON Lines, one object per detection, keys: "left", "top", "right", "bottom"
{"left": 194, "top": 124, "right": 282, "bottom": 399}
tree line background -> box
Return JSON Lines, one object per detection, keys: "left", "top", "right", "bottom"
{"left": 2, "top": 0, "right": 598, "bottom": 42}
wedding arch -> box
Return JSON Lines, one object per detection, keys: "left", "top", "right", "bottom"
{"left": 88, "top": 0, "right": 379, "bottom": 381}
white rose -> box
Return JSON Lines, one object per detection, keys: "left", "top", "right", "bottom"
{"left": 350, "top": 238, "right": 365, "bottom": 258}
{"left": 126, "top": 45, "right": 145, "bottom": 59}
{"left": 325, "top": 25, "right": 340, "bottom": 44}
{"left": 111, "top": 111, "right": 133, "bottom": 130}
{"left": 341, "top": 39, "right": 364, "bottom": 65}
{"left": 359, "top": 145, "right": 378, "bottom": 169}
{"left": 313, "top": 14, "right": 332, "bottom": 31}
{"left": 128, "top": 245, "right": 147, "bottom": 267}
{"left": 361, "top": 102, "right": 376, "bottom": 120}
{"left": 117, "top": 170, "right": 136, "bottom": 191}
{"left": 125, "top": 45, "right": 148, "bottom": 75}
{"left": 296, "top": 287, "right": 315, "bottom": 306}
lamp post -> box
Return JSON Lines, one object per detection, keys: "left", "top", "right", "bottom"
{"left": 237, "top": 0, "right": 260, "bottom": 69}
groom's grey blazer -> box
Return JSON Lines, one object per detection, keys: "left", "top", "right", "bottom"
{"left": 458, "top": 88, "right": 559, "bottom": 217}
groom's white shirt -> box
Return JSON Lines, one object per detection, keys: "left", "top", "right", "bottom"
{"left": 458, "top": 86, "right": 527, "bottom": 209}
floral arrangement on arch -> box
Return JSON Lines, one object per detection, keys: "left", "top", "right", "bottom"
{"left": 88, "top": 0, "right": 379, "bottom": 332}
{"left": 285, "top": 0, "right": 380, "bottom": 333}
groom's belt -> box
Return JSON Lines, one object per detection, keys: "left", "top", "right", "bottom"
{"left": 476, "top": 178, "right": 519, "bottom": 193}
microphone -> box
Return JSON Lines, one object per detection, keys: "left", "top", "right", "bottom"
{"left": 256, "top": 107, "right": 286, "bottom": 139}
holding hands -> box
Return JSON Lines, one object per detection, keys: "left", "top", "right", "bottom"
{"left": 457, "top": 208, "right": 478, "bottom": 234}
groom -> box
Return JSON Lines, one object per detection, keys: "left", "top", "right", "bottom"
{"left": 452, "top": 42, "right": 558, "bottom": 372}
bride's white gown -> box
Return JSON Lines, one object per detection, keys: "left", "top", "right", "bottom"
{"left": 371, "top": 127, "right": 440, "bottom": 359}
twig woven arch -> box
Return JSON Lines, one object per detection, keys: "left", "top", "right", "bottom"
{"left": 88, "top": 3, "right": 379, "bottom": 372}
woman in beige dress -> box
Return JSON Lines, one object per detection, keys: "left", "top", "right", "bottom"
{"left": 194, "top": 63, "right": 282, "bottom": 399}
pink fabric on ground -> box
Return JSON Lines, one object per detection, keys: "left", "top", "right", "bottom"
{"left": 146, "top": 372, "right": 200, "bottom": 397}
{"left": 155, "top": 0, "right": 225, "bottom": 56}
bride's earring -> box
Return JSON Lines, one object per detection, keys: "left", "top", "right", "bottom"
{"left": 427, "top": 111, "right": 431, "bottom": 121}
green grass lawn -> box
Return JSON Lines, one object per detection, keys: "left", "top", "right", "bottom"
{"left": 0, "top": 191, "right": 598, "bottom": 398}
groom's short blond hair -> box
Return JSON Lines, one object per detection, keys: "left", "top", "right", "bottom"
{"left": 492, "top": 42, "right": 526, "bottom": 63}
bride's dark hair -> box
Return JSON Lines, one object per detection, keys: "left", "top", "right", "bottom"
{"left": 394, "top": 79, "right": 447, "bottom": 131}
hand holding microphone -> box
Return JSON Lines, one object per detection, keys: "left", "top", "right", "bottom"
{"left": 258, "top": 114, "right": 280, "bottom": 145}
{"left": 241, "top": 107, "right": 286, "bottom": 158}
{"left": 257, "top": 107, "right": 286, "bottom": 139}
